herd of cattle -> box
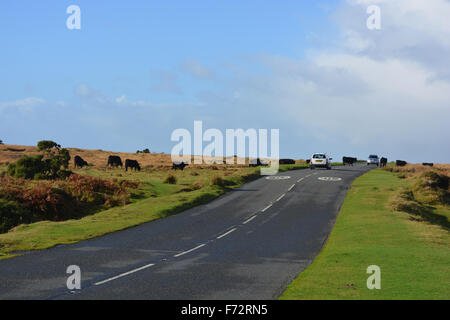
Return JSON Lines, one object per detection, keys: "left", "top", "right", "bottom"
{"left": 73, "top": 154, "right": 433, "bottom": 172}
{"left": 74, "top": 155, "right": 190, "bottom": 171}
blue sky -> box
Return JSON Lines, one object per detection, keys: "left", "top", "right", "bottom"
{"left": 1, "top": 0, "right": 449, "bottom": 162}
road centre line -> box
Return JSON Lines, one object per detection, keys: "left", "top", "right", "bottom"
{"left": 243, "top": 215, "right": 257, "bottom": 224}
{"left": 276, "top": 193, "right": 285, "bottom": 202}
{"left": 94, "top": 263, "right": 155, "bottom": 286}
{"left": 174, "top": 243, "right": 206, "bottom": 257}
{"left": 261, "top": 203, "right": 273, "bottom": 212}
{"left": 288, "top": 184, "right": 295, "bottom": 191}
{"left": 216, "top": 228, "right": 237, "bottom": 239}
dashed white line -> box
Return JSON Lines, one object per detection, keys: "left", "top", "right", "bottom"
{"left": 94, "top": 263, "right": 155, "bottom": 286}
{"left": 216, "top": 228, "right": 237, "bottom": 239}
{"left": 276, "top": 193, "right": 285, "bottom": 202}
{"left": 297, "top": 178, "right": 304, "bottom": 183}
{"left": 174, "top": 243, "right": 206, "bottom": 257}
{"left": 261, "top": 203, "right": 273, "bottom": 212}
{"left": 243, "top": 215, "right": 257, "bottom": 224}
{"left": 288, "top": 184, "right": 295, "bottom": 191}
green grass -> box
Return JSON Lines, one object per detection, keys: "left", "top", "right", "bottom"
{"left": 0, "top": 164, "right": 302, "bottom": 259}
{"left": 280, "top": 169, "right": 450, "bottom": 300}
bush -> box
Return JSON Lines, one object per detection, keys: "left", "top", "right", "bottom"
{"left": 0, "top": 199, "right": 31, "bottom": 233}
{"left": 7, "top": 155, "right": 45, "bottom": 179}
{"left": 210, "top": 175, "right": 225, "bottom": 187}
{"left": 7, "top": 141, "right": 71, "bottom": 179}
{"left": 164, "top": 174, "right": 177, "bottom": 184}
{"left": 0, "top": 174, "right": 139, "bottom": 233}
{"left": 37, "top": 140, "right": 61, "bottom": 151}
{"left": 137, "top": 148, "right": 150, "bottom": 154}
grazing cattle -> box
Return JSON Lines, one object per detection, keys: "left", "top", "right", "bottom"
{"left": 74, "top": 155, "right": 88, "bottom": 168}
{"left": 306, "top": 159, "right": 311, "bottom": 164}
{"left": 343, "top": 156, "right": 357, "bottom": 166}
{"left": 422, "top": 163, "right": 434, "bottom": 167}
{"left": 172, "top": 162, "right": 188, "bottom": 170}
{"left": 380, "top": 157, "right": 388, "bottom": 167}
{"left": 125, "top": 159, "right": 141, "bottom": 171}
{"left": 279, "top": 159, "right": 295, "bottom": 165}
{"left": 396, "top": 160, "right": 407, "bottom": 167}
{"left": 249, "top": 158, "right": 264, "bottom": 167}
{"left": 107, "top": 155, "right": 123, "bottom": 168}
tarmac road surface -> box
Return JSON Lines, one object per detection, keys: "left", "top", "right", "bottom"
{"left": 0, "top": 163, "right": 372, "bottom": 299}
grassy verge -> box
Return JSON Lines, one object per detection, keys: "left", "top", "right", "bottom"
{"left": 0, "top": 164, "right": 299, "bottom": 259}
{"left": 280, "top": 168, "right": 450, "bottom": 299}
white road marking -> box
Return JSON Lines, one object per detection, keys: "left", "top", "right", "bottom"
{"left": 216, "top": 228, "right": 237, "bottom": 239}
{"left": 297, "top": 178, "right": 304, "bottom": 182}
{"left": 94, "top": 263, "right": 155, "bottom": 286}
{"left": 288, "top": 184, "right": 295, "bottom": 191}
{"left": 265, "top": 176, "right": 291, "bottom": 180}
{"left": 276, "top": 193, "right": 285, "bottom": 202}
{"left": 243, "top": 215, "right": 257, "bottom": 224}
{"left": 174, "top": 243, "right": 206, "bottom": 257}
{"left": 318, "top": 177, "right": 342, "bottom": 181}
{"left": 261, "top": 203, "right": 273, "bottom": 212}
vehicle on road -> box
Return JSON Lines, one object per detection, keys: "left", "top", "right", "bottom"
{"left": 310, "top": 153, "right": 332, "bottom": 170}
{"left": 367, "top": 154, "right": 379, "bottom": 166}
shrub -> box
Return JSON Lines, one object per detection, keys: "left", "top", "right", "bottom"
{"left": 190, "top": 181, "right": 203, "bottom": 190}
{"left": 136, "top": 148, "right": 150, "bottom": 154}
{"left": 37, "top": 140, "right": 61, "bottom": 151}
{"left": 7, "top": 141, "right": 71, "bottom": 179}
{"left": 0, "top": 174, "right": 139, "bottom": 232}
{"left": 210, "top": 175, "right": 225, "bottom": 187}
{"left": 0, "top": 199, "right": 31, "bottom": 233}
{"left": 164, "top": 174, "right": 177, "bottom": 184}
{"left": 7, "top": 155, "right": 45, "bottom": 179}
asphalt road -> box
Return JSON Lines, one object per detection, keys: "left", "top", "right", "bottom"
{"left": 0, "top": 163, "right": 373, "bottom": 300}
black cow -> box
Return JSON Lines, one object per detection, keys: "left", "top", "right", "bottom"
{"left": 125, "top": 159, "right": 141, "bottom": 171}
{"left": 343, "top": 156, "right": 357, "bottom": 166}
{"left": 306, "top": 159, "right": 311, "bottom": 164}
{"left": 74, "top": 155, "right": 88, "bottom": 168}
{"left": 380, "top": 157, "right": 388, "bottom": 167}
{"left": 107, "top": 155, "right": 123, "bottom": 168}
{"left": 279, "top": 159, "right": 295, "bottom": 165}
{"left": 422, "top": 163, "right": 434, "bottom": 167}
{"left": 249, "top": 158, "right": 264, "bottom": 167}
{"left": 396, "top": 160, "right": 407, "bottom": 167}
{"left": 172, "top": 162, "right": 188, "bottom": 170}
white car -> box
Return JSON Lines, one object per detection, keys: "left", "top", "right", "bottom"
{"left": 367, "top": 154, "right": 379, "bottom": 166}
{"left": 310, "top": 153, "right": 332, "bottom": 170}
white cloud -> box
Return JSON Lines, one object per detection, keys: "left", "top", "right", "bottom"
{"left": 0, "top": 97, "right": 46, "bottom": 114}
{"left": 181, "top": 60, "right": 215, "bottom": 80}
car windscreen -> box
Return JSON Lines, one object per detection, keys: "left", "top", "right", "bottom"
{"left": 313, "top": 154, "right": 326, "bottom": 159}
{"left": 369, "top": 155, "right": 378, "bottom": 158}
